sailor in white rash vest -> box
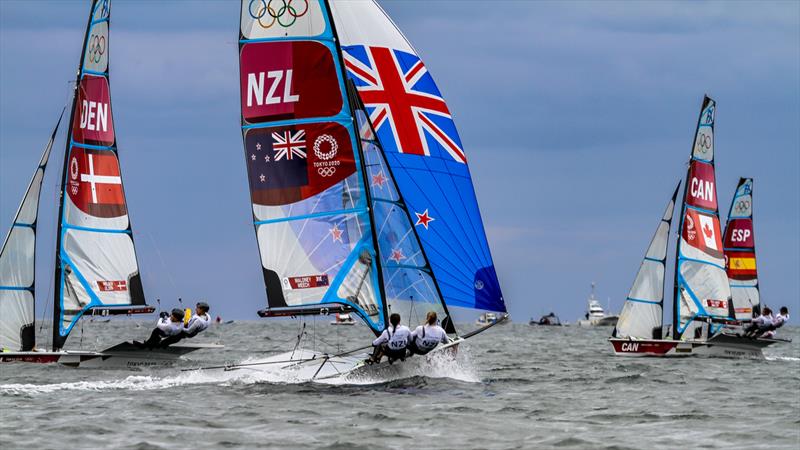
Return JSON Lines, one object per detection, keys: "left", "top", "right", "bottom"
{"left": 159, "top": 301, "right": 212, "bottom": 347}
{"left": 368, "top": 313, "right": 411, "bottom": 363}
{"left": 136, "top": 308, "right": 184, "bottom": 349}
{"left": 408, "top": 311, "right": 450, "bottom": 356}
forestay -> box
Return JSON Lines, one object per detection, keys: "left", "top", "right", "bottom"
{"left": 673, "top": 96, "right": 732, "bottom": 338}
{"left": 331, "top": 0, "right": 506, "bottom": 315}
{"left": 54, "top": 0, "right": 147, "bottom": 349}
{"left": 723, "top": 178, "right": 759, "bottom": 320}
{"left": 239, "top": 0, "right": 386, "bottom": 332}
{"left": 0, "top": 111, "right": 63, "bottom": 351}
{"left": 614, "top": 183, "right": 679, "bottom": 339}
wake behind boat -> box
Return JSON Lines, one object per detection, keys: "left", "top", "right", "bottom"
{"left": 610, "top": 96, "right": 788, "bottom": 359}
{"left": 233, "top": 0, "right": 507, "bottom": 379}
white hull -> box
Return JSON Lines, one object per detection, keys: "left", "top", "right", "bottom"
{"left": 577, "top": 315, "right": 619, "bottom": 327}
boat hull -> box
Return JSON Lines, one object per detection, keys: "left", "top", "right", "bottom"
{"left": 0, "top": 342, "right": 222, "bottom": 368}
{"left": 609, "top": 334, "right": 781, "bottom": 359}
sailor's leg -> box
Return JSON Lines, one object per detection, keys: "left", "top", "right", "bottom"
{"left": 158, "top": 333, "right": 185, "bottom": 348}
{"left": 143, "top": 329, "right": 166, "bottom": 349}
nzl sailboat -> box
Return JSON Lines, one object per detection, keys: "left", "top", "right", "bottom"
{"left": 0, "top": 0, "right": 217, "bottom": 367}
{"left": 233, "top": 0, "right": 507, "bottom": 378}
{"left": 609, "top": 96, "right": 786, "bottom": 358}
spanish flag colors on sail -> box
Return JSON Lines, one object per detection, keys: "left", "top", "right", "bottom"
{"left": 723, "top": 178, "right": 760, "bottom": 320}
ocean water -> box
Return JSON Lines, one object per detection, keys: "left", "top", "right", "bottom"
{"left": 1, "top": 320, "right": 798, "bottom": 449}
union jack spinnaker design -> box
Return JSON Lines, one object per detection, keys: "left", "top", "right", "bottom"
{"left": 0, "top": 111, "right": 63, "bottom": 351}
{"left": 54, "top": 0, "right": 147, "bottom": 349}
{"left": 331, "top": 0, "right": 506, "bottom": 314}
{"left": 723, "top": 178, "right": 759, "bottom": 320}
{"left": 614, "top": 183, "right": 680, "bottom": 340}
{"left": 673, "top": 96, "right": 733, "bottom": 339}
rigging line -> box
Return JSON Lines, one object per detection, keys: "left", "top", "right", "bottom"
{"left": 181, "top": 357, "right": 322, "bottom": 372}
{"left": 145, "top": 232, "right": 178, "bottom": 293}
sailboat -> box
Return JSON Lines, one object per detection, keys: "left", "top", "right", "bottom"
{"left": 722, "top": 178, "right": 760, "bottom": 320}
{"left": 609, "top": 96, "right": 787, "bottom": 358}
{"left": 232, "top": 0, "right": 507, "bottom": 378}
{"left": 0, "top": 0, "right": 219, "bottom": 367}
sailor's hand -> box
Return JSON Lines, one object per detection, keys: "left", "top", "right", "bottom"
{"left": 159, "top": 311, "right": 169, "bottom": 319}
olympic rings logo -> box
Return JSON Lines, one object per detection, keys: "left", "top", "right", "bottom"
{"left": 248, "top": 0, "right": 309, "bottom": 29}
{"left": 696, "top": 132, "right": 711, "bottom": 153}
{"left": 87, "top": 33, "right": 106, "bottom": 64}
{"left": 318, "top": 167, "right": 337, "bottom": 177}
{"left": 314, "top": 134, "right": 338, "bottom": 160}
{"left": 735, "top": 200, "right": 751, "bottom": 213}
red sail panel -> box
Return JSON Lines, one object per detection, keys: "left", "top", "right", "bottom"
{"left": 71, "top": 75, "right": 115, "bottom": 146}
{"left": 682, "top": 208, "right": 724, "bottom": 260}
{"left": 723, "top": 218, "right": 754, "bottom": 249}
{"left": 685, "top": 160, "right": 717, "bottom": 210}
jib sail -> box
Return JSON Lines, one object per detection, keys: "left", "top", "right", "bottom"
{"left": 723, "top": 178, "right": 759, "bottom": 320}
{"left": 673, "top": 96, "right": 732, "bottom": 339}
{"left": 53, "top": 0, "right": 147, "bottom": 349}
{"left": 614, "top": 183, "right": 679, "bottom": 339}
{"left": 331, "top": 0, "right": 506, "bottom": 315}
{"left": 0, "top": 111, "right": 63, "bottom": 351}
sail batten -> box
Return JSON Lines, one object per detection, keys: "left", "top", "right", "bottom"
{"left": 614, "top": 183, "right": 679, "bottom": 340}
{"left": 0, "top": 110, "right": 64, "bottom": 351}
{"left": 723, "top": 178, "right": 759, "bottom": 320}
{"left": 673, "top": 96, "right": 732, "bottom": 339}
{"left": 53, "top": 0, "right": 146, "bottom": 349}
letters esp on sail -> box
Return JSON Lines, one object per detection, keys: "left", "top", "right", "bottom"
{"left": 673, "top": 96, "right": 733, "bottom": 338}
{"left": 0, "top": 111, "right": 64, "bottom": 351}
{"left": 614, "top": 183, "right": 679, "bottom": 340}
{"left": 723, "top": 178, "right": 759, "bottom": 320}
{"left": 330, "top": 0, "right": 506, "bottom": 315}
{"left": 53, "top": 0, "right": 147, "bottom": 349}
{"left": 239, "top": 0, "right": 387, "bottom": 332}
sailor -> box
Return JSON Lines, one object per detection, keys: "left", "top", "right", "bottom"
{"left": 135, "top": 308, "right": 184, "bottom": 349}
{"left": 407, "top": 311, "right": 450, "bottom": 356}
{"left": 368, "top": 313, "right": 411, "bottom": 364}
{"left": 158, "top": 301, "right": 212, "bottom": 347}
{"left": 760, "top": 306, "right": 789, "bottom": 339}
{"left": 744, "top": 307, "right": 773, "bottom": 337}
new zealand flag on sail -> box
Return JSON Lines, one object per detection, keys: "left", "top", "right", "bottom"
{"left": 245, "top": 122, "right": 355, "bottom": 206}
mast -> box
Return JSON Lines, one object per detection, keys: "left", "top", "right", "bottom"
{"left": 672, "top": 95, "right": 731, "bottom": 340}
{"left": 0, "top": 109, "right": 64, "bottom": 351}
{"left": 53, "top": 0, "right": 148, "bottom": 349}
{"left": 723, "top": 178, "right": 759, "bottom": 320}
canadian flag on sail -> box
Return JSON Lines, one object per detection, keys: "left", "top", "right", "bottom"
{"left": 683, "top": 209, "right": 723, "bottom": 258}
{"left": 698, "top": 214, "right": 718, "bottom": 251}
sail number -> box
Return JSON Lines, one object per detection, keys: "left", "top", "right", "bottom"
{"left": 246, "top": 70, "right": 300, "bottom": 107}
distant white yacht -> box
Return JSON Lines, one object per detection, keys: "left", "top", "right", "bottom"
{"left": 577, "top": 283, "right": 618, "bottom": 327}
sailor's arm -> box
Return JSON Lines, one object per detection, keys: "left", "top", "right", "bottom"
{"left": 373, "top": 330, "right": 389, "bottom": 346}
{"left": 155, "top": 317, "right": 172, "bottom": 332}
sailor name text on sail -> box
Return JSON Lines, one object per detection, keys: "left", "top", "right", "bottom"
{"left": 246, "top": 70, "right": 299, "bottom": 107}
{"left": 79, "top": 100, "right": 108, "bottom": 132}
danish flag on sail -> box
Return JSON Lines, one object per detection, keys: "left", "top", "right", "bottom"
{"left": 343, "top": 46, "right": 466, "bottom": 163}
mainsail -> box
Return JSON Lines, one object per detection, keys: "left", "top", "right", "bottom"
{"left": 614, "top": 183, "right": 679, "bottom": 339}
{"left": 0, "top": 111, "right": 64, "bottom": 351}
{"left": 53, "top": 0, "right": 146, "bottom": 349}
{"left": 723, "top": 178, "right": 759, "bottom": 320}
{"left": 331, "top": 0, "right": 506, "bottom": 315}
{"left": 673, "top": 96, "right": 732, "bottom": 339}
{"left": 239, "top": 0, "right": 387, "bottom": 332}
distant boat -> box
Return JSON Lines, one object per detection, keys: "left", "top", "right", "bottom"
{"left": 530, "top": 312, "right": 562, "bottom": 326}
{"left": 330, "top": 313, "right": 356, "bottom": 326}
{"left": 476, "top": 312, "right": 508, "bottom": 326}
{"left": 576, "top": 283, "right": 618, "bottom": 327}
{"left": 609, "top": 96, "right": 788, "bottom": 358}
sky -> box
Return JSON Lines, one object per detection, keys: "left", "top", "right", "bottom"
{"left": 1, "top": 0, "right": 798, "bottom": 325}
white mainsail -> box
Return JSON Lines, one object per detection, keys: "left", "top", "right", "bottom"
{"left": 614, "top": 183, "right": 679, "bottom": 339}
{"left": 0, "top": 111, "right": 63, "bottom": 351}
